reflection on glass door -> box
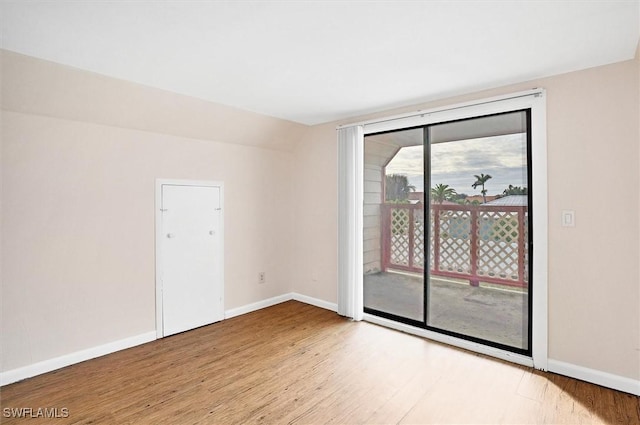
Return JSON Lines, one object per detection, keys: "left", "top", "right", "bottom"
{"left": 363, "top": 127, "right": 424, "bottom": 324}
{"left": 427, "top": 111, "right": 531, "bottom": 352}
{"left": 363, "top": 110, "right": 532, "bottom": 354}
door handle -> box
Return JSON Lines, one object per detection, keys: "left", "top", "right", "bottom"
{"left": 166, "top": 233, "right": 174, "bottom": 238}
{"left": 209, "top": 230, "right": 215, "bottom": 235}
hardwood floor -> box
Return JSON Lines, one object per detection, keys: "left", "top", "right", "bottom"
{"left": 1, "top": 301, "right": 638, "bottom": 424}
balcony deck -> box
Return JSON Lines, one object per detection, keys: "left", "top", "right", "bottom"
{"left": 364, "top": 271, "right": 528, "bottom": 348}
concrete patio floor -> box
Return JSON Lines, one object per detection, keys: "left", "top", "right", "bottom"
{"left": 364, "top": 271, "right": 529, "bottom": 349}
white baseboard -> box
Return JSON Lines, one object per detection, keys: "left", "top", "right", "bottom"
{"left": 1, "top": 293, "right": 337, "bottom": 386}
{"left": 224, "top": 293, "right": 293, "bottom": 319}
{"left": 292, "top": 293, "right": 338, "bottom": 312}
{"left": 4, "top": 298, "right": 636, "bottom": 398}
{"left": 224, "top": 292, "right": 337, "bottom": 319}
{"left": 0, "top": 331, "right": 156, "bottom": 386}
{"left": 548, "top": 359, "right": 640, "bottom": 396}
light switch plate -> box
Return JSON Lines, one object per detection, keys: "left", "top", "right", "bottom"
{"left": 561, "top": 210, "right": 575, "bottom": 227}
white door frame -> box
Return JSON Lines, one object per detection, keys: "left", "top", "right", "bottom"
{"left": 155, "top": 178, "right": 225, "bottom": 338}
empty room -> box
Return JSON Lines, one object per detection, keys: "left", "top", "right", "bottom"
{"left": 1, "top": 1, "right": 639, "bottom": 424}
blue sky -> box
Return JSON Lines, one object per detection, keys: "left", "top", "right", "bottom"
{"left": 385, "top": 134, "right": 528, "bottom": 196}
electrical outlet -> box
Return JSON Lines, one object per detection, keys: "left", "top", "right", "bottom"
{"left": 259, "top": 272, "right": 266, "bottom": 284}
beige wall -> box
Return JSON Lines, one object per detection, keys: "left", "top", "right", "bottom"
{"left": 1, "top": 51, "right": 306, "bottom": 371}
{"left": 292, "top": 58, "right": 640, "bottom": 381}
{"left": 2, "top": 47, "right": 639, "bottom": 384}
{"left": 1, "top": 51, "right": 305, "bottom": 152}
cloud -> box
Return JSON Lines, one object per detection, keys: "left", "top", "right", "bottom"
{"left": 385, "top": 133, "right": 528, "bottom": 195}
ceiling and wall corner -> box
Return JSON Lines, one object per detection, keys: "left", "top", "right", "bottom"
{"left": 0, "top": 1, "right": 638, "bottom": 125}
{"left": 0, "top": 50, "right": 307, "bottom": 152}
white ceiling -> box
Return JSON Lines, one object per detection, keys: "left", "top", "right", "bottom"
{"left": 1, "top": 1, "right": 638, "bottom": 125}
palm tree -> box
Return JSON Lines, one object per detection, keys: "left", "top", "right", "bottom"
{"left": 502, "top": 185, "right": 528, "bottom": 196}
{"left": 385, "top": 174, "right": 415, "bottom": 202}
{"left": 471, "top": 173, "right": 492, "bottom": 203}
{"left": 431, "top": 183, "right": 456, "bottom": 204}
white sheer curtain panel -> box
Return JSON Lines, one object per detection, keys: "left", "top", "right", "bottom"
{"left": 337, "top": 125, "right": 364, "bottom": 320}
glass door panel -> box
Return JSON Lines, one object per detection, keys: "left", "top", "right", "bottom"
{"left": 363, "top": 127, "right": 424, "bottom": 324}
{"left": 426, "top": 110, "right": 531, "bottom": 352}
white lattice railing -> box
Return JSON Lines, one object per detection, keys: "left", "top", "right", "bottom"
{"left": 381, "top": 203, "right": 528, "bottom": 288}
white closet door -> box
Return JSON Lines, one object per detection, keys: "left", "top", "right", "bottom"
{"left": 161, "top": 184, "right": 223, "bottom": 336}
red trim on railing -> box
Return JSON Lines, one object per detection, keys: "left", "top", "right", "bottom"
{"left": 381, "top": 205, "right": 391, "bottom": 272}
{"left": 432, "top": 208, "right": 440, "bottom": 273}
{"left": 469, "top": 207, "right": 480, "bottom": 287}
{"left": 380, "top": 203, "right": 528, "bottom": 289}
{"left": 517, "top": 208, "right": 526, "bottom": 285}
{"left": 408, "top": 209, "right": 415, "bottom": 269}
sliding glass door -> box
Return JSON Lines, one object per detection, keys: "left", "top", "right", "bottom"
{"left": 363, "top": 110, "right": 532, "bottom": 354}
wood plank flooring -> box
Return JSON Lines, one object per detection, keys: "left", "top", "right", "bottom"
{"left": 1, "top": 301, "right": 638, "bottom": 424}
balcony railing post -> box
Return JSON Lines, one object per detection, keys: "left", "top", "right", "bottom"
{"left": 517, "top": 207, "right": 526, "bottom": 287}
{"left": 381, "top": 205, "right": 389, "bottom": 272}
{"left": 408, "top": 207, "right": 415, "bottom": 269}
{"left": 432, "top": 205, "right": 440, "bottom": 274}
{"left": 469, "top": 207, "right": 480, "bottom": 287}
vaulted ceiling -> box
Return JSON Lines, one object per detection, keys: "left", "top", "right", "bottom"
{"left": 1, "top": 1, "right": 638, "bottom": 125}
